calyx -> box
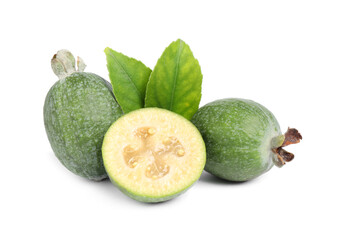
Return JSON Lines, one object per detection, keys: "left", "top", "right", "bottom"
{"left": 51, "top": 49, "right": 86, "bottom": 79}
{"left": 273, "top": 128, "right": 302, "bottom": 167}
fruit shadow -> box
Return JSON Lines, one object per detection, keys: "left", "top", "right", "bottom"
{"left": 199, "top": 171, "right": 257, "bottom": 185}
{"left": 48, "top": 152, "right": 187, "bottom": 206}
{"left": 95, "top": 179, "right": 184, "bottom": 206}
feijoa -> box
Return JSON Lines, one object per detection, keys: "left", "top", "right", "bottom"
{"left": 44, "top": 50, "right": 123, "bottom": 181}
{"left": 191, "top": 98, "right": 302, "bottom": 182}
{"left": 102, "top": 108, "right": 206, "bottom": 202}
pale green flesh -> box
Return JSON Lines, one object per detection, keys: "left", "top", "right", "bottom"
{"left": 44, "top": 72, "right": 123, "bottom": 180}
{"left": 192, "top": 98, "right": 282, "bottom": 181}
{"left": 102, "top": 108, "right": 206, "bottom": 202}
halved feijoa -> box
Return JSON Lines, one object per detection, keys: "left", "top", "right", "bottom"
{"left": 102, "top": 108, "right": 206, "bottom": 202}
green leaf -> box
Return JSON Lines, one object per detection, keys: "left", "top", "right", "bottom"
{"left": 105, "top": 47, "right": 152, "bottom": 113}
{"left": 145, "top": 39, "right": 202, "bottom": 120}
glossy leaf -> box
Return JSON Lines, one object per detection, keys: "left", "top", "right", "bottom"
{"left": 105, "top": 48, "right": 152, "bottom": 113}
{"left": 145, "top": 39, "right": 202, "bottom": 120}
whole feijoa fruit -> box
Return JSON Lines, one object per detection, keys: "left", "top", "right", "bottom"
{"left": 191, "top": 98, "right": 302, "bottom": 182}
{"left": 44, "top": 50, "right": 123, "bottom": 181}
{"left": 102, "top": 108, "right": 206, "bottom": 202}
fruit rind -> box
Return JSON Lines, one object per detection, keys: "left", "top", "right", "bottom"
{"left": 192, "top": 98, "right": 282, "bottom": 182}
{"left": 108, "top": 175, "right": 192, "bottom": 203}
{"left": 44, "top": 72, "right": 123, "bottom": 180}
{"left": 102, "top": 108, "right": 206, "bottom": 202}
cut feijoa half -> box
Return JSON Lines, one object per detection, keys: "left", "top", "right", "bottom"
{"left": 102, "top": 108, "right": 206, "bottom": 202}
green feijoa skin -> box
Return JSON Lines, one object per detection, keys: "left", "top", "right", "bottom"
{"left": 105, "top": 48, "right": 152, "bottom": 114}
{"left": 191, "top": 98, "right": 302, "bottom": 182}
{"left": 102, "top": 108, "right": 206, "bottom": 203}
{"left": 44, "top": 50, "right": 123, "bottom": 181}
{"left": 145, "top": 39, "right": 203, "bottom": 120}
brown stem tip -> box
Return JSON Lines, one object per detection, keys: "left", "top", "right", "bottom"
{"left": 273, "top": 128, "right": 302, "bottom": 167}
{"left": 281, "top": 128, "right": 302, "bottom": 147}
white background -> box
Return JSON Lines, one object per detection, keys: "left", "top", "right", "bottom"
{"left": 1, "top": 1, "right": 339, "bottom": 239}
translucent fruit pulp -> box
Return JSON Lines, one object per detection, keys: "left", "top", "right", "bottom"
{"left": 123, "top": 127, "right": 186, "bottom": 180}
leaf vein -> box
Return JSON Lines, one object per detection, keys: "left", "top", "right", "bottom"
{"left": 169, "top": 40, "right": 183, "bottom": 110}
{"left": 109, "top": 52, "right": 142, "bottom": 99}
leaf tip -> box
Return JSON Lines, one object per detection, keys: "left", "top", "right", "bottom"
{"left": 104, "top": 47, "right": 115, "bottom": 56}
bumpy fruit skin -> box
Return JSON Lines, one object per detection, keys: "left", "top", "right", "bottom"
{"left": 191, "top": 98, "right": 282, "bottom": 181}
{"left": 44, "top": 72, "right": 123, "bottom": 181}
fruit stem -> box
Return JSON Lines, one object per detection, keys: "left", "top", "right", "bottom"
{"left": 51, "top": 49, "right": 86, "bottom": 79}
{"left": 272, "top": 128, "right": 302, "bottom": 167}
